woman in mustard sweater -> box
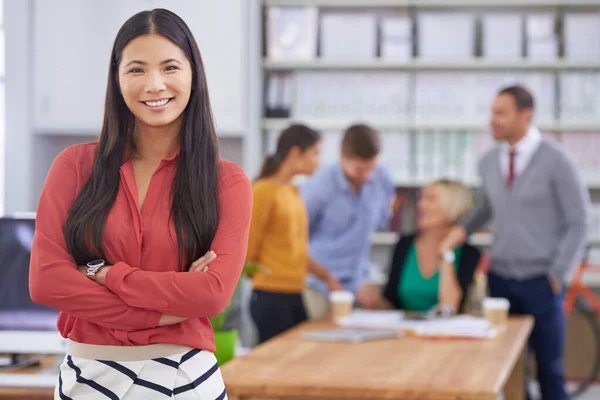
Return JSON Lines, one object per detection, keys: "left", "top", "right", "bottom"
{"left": 247, "top": 124, "right": 342, "bottom": 343}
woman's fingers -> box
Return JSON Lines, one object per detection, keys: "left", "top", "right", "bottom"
{"left": 190, "top": 251, "right": 216, "bottom": 272}
{"left": 190, "top": 264, "right": 211, "bottom": 273}
{"left": 191, "top": 250, "right": 216, "bottom": 267}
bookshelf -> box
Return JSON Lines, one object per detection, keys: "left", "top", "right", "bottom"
{"left": 264, "top": 59, "right": 600, "bottom": 71}
{"left": 258, "top": 0, "right": 600, "bottom": 263}
{"left": 263, "top": 118, "right": 600, "bottom": 132}
{"left": 264, "top": 0, "right": 600, "bottom": 8}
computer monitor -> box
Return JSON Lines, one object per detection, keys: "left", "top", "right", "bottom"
{"left": 0, "top": 215, "right": 66, "bottom": 367}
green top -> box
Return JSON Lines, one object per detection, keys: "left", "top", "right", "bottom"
{"left": 397, "top": 242, "right": 463, "bottom": 312}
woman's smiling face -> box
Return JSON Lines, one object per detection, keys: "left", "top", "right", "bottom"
{"left": 118, "top": 34, "right": 193, "bottom": 130}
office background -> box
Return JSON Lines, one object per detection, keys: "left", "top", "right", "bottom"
{"left": 7, "top": 0, "right": 600, "bottom": 267}
{"left": 2, "top": 0, "right": 600, "bottom": 393}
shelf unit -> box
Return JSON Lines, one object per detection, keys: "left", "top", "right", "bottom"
{"left": 263, "top": 118, "right": 600, "bottom": 132}
{"left": 264, "top": 59, "right": 600, "bottom": 71}
{"left": 265, "top": 0, "right": 600, "bottom": 8}
{"left": 259, "top": 1, "right": 600, "bottom": 181}
{"left": 258, "top": 0, "right": 600, "bottom": 251}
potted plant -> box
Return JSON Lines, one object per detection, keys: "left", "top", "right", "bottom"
{"left": 209, "top": 263, "right": 263, "bottom": 365}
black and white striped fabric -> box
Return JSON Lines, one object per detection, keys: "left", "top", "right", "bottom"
{"left": 55, "top": 348, "right": 227, "bottom": 399}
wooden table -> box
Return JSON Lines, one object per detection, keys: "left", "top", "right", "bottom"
{"left": 222, "top": 316, "right": 534, "bottom": 400}
{"left": 0, "top": 356, "right": 55, "bottom": 400}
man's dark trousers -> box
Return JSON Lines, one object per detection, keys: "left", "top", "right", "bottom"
{"left": 488, "top": 272, "right": 567, "bottom": 400}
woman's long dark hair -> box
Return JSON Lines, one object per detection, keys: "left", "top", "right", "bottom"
{"left": 257, "top": 124, "right": 320, "bottom": 180}
{"left": 64, "top": 9, "right": 219, "bottom": 271}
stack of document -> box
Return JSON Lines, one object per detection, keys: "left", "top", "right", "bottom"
{"left": 337, "top": 310, "right": 499, "bottom": 339}
{"left": 302, "top": 328, "right": 401, "bottom": 343}
{"left": 337, "top": 309, "right": 406, "bottom": 330}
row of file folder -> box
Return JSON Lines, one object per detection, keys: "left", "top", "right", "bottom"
{"left": 266, "top": 72, "right": 600, "bottom": 124}
{"left": 267, "top": 7, "right": 600, "bottom": 60}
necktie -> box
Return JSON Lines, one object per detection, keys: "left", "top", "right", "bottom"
{"left": 506, "top": 148, "right": 517, "bottom": 189}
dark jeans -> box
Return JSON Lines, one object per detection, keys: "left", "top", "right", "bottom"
{"left": 488, "top": 273, "right": 567, "bottom": 400}
{"left": 250, "top": 290, "right": 307, "bottom": 344}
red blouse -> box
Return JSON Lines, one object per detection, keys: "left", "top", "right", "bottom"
{"left": 29, "top": 142, "right": 252, "bottom": 351}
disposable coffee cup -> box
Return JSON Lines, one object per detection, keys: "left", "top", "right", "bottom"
{"left": 483, "top": 297, "right": 510, "bottom": 327}
{"left": 329, "top": 290, "right": 354, "bottom": 321}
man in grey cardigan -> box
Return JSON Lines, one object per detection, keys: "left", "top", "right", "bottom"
{"left": 441, "top": 85, "right": 590, "bottom": 400}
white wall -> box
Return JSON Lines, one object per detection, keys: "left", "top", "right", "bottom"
{"left": 4, "top": 0, "right": 33, "bottom": 213}
{"left": 2, "top": 0, "right": 255, "bottom": 213}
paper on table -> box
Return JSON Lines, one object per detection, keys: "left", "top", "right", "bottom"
{"left": 336, "top": 309, "right": 406, "bottom": 329}
{"left": 407, "top": 316, "right": 499, "bottom": 339}
{"left": 338, "top": 310, "right": 498, "bottom": 339}
{"left": 302, "top": 328, "right": 401, "bottom": 343}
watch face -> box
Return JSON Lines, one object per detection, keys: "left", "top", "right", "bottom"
{"left": 443, "top": 252, "right": 455, "bottom": 263}
{"left": 87, "top": 259, "right": 105, "bottom": 268}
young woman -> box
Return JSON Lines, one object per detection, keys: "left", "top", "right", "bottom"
{"left": 247, "top": 124, "right": 342, "bottom": 344}
{"left": 29, "top": 9, "right": 251, "bottom": 399}
{"left": 357, "top": 180, "right": 481, "bottom": 314}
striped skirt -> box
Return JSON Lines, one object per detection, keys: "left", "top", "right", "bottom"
{"left": 55, "top": 342, "right": 228, "bottom": 399}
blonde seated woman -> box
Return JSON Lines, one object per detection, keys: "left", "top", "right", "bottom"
{"left": 359, "top": 180, "right": 481, "bottom": 314}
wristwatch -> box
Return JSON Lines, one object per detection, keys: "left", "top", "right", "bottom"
{"left": 86, "top": 259, "right": 106, "bottom": 280}
{"left": 442, "top": 250, "right": 456, "bottom": 264}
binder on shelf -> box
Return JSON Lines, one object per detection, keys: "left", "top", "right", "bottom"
{"left": 266, "top": 6, "right": 318, "bottom": 61}
{"left": 293, "top": 71, "right": 411, "bottom": 124}
{"left": 525, "top": 13, "right": 557, "bottom": 60}
{"left": 380, "top": 14, "right": 413, "bottom": 61}
{"left": 564, "top": 13, "right": 600, "bottom": 61}
{"left": 417, "top": 12, "right": 476, "bottom": 60}
{"left": 481, "top": 13, "right": 523, "bottom": 60}
{"left": 320, "top": 12, "right": 377, "bottom": 60}
{"left": 559, "top": 73, "right": 600, "bottom": 124}
{"left": 265, "top": 72, "right": 292, "bottom": 118}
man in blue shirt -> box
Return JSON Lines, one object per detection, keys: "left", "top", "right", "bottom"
{"left": 300, "top": 124, "right": 395, "bottom": 319}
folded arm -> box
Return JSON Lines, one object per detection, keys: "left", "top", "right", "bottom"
{"left": 104, "top": 167, "right": 253, "bottom": 318}
{"left": 29, "top": 148, "right": 161, "bottom": 332}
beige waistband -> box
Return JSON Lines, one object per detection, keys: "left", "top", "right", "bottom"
{"left": 67, "top": 340, "right": 194, "bottom": 362}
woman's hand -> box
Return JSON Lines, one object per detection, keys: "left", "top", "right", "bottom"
{"left": 157, "top": 314, "right": 188, "bottom": 326}
{"left": 77, "top": 265, "right": 112, "bottom": 286}
{"left": 356, "top": 283, "right": 384, "bottom": 309}
{"left": 189, "top": 250, "right": 217, "bottom": 272}
{"left": 79, "top": 253, "right": 214, "bottom": 327}
{"left": 326, "top": 275, "right": 343, "bottom": 292}
{"left": 158, "top": 254, "right": 215, "bottom": 327}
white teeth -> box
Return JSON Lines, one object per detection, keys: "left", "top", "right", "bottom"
{"left": 144, "top": 98, "right": 170, "bottom": 107}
